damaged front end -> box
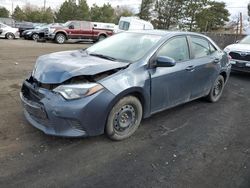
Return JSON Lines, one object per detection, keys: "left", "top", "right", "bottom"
{"left": 20, "top": 68, "right": 122, "bottom": 137}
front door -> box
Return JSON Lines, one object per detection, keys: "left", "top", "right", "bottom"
{"left": 149, "top": 36, "right": 194, "bottom": 113}
{"left": 68, "top": 21, "right": 81, "bottom": 39}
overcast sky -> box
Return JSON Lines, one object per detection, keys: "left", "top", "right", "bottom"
{"left": 0, "top": 0, "right": 248, "bottom": 19}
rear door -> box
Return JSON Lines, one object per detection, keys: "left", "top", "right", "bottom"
{"left": 80, "top": 21, "right": 92, "bottom": 39}
{"left": 149, "top": 35, "right": 195, "bottom": 113}
{"left": 188, "top": 35, "right": 221, "bottom": 99}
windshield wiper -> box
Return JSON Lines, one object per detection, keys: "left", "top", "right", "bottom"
{"left": 89, "top": 53, "right": 117, "bottom": 61}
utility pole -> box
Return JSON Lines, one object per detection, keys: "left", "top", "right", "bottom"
{"left": 11, "top": 1, "right": 14, "bottom": 16}
{"left": 240, "top": 12, "right": 243, "bottom": 35}
{"left": 44, "top": 0, "right": 46, "bottom": 11}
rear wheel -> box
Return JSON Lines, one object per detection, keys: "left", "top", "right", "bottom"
{"left": 206, "top": 75, "right": 225, "bottom": 102}
{"left": 55, "top": 33, "right": 66, "bottom": 44}
{"left": 98, "top": 35, "right": 106, "bottom": 42}
{"left": 106, "top": 96, "right": 143, "bottom": 141}
{"left": 6, "top": 33, "right": 15, "bottom": 40}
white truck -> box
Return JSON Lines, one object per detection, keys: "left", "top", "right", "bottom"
{"left": 115, "top": 17, "right": 154, "bottom": 33}
{"left": 92, "top": 22, "right": 116, "bottom": 31}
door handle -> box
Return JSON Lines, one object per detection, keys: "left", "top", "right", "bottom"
{"left": 185, "top": 65, "right": 195, "bottom": 72}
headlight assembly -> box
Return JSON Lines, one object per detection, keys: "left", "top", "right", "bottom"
{"left": 224, "top": 48, "right": 230, "bottom": 53}
{"left": 53, "top": 83, "right": 104, "bottom": 100}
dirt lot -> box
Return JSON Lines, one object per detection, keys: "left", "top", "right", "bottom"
{"left": 0, "top": 39, "right": 250, "bottom": 188}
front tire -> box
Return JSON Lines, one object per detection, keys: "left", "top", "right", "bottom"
{"left": 106, "top": 96, "right": 143, "bottom": 141}
{"left": 32, "top": 33, "right": 39, "bottom": 41}
{"left": 55, "top": 33, "right": 66, "bottom": 44}
{"left": 206, "top": 75, "right": 225, "bottom": 102}
{"left": 6, "top": 33, "right": 15, "bottom": 40}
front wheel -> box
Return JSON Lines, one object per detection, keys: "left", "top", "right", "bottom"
{"left": 6, "top": 33, "right": 15, "bottom": 40}
{"left": 106, "top": 96, "right": 143, "bottom": 141}
{"left": 32, "top": 33, "right": 39, "bottom": 41}
{"left": 206, "top": 75, "right": 225, "bottom": 102}
{"left": 55, "top": 33, "right": 66, "bottom": 44}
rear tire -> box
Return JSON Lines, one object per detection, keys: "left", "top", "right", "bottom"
{"left": 206, "top": 75, "right": 225, "bottom": 103}
{"left": 106, "top": 96, "right": 142, "bottom": 141}
{"left": 55, "top": 33, "right": 66, "bottom": 44}
{"left": 98, "top": 35, "right": 106, "bottom": 42}
{"left": 6, "top": 33, "right": 15, "bottom": 40}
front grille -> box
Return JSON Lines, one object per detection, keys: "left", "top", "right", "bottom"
{"left": 22, "top": 82, "right": 43, "bottom": 103}
{"left": 229, "top": 51, "right": 250, "bottom": 61}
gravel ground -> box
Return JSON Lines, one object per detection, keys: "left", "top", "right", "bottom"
{"left": 0, "top": 39, "right": 250, "bottom": 188}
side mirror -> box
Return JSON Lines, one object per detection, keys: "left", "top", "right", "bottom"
{"left": 155, "top": 56, "right": 176, "bottom": 67}
{"left": 69, "top": 25, "right": 74, "bottom": 29}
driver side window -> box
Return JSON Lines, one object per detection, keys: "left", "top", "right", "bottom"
{"left": 157, "top": 36, "right": 190, "bottom": 62}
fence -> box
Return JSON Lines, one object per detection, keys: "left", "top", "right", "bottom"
{"left": 203, "top": 33, "right": 246, "bottom": 49}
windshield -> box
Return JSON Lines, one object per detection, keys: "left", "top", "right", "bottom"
{"left": 240, "top": 36, "right": 250, "bottom": 44}
{"left": 86, "top": 32, "right": 162, "bottom": 62}
{"left": 63, "top": 21, "right": 71, "bottom": 27}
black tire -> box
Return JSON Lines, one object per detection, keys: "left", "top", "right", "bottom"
{"left": 6, "top": 33, "right": 15, "bottom": 40}
{"left": 32, "top": 33, "right": 39, "bottom": 41}
{"left": 55, "top": 33, "right": 66, "bottom": 44}
{"left": 206, "top": 75, "right": 225, "bottom": 103}
{"left": 98, "top": 35, "right": 106, "bottom": 42}
{"left": 106, "top": 96, "right": 143, "bottom": 141}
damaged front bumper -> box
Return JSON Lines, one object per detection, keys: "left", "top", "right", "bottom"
{"left": 20, "top": 80, "right": 115, "bottom": 137}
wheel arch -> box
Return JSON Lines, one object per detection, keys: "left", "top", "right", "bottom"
{"left": 220, "top": 71, "right": 227, "bottom": 82}
{"left": 98, "top": 33, "right": 107, "bottom": 38}
{"left": 55, "top": 31, "right": 68, "bottom": 40}
{"left": 5, "top": 32, "right": 14, "bottom": 39}
{"left": 105, "top": 87, "right": 150, "bottom": 127}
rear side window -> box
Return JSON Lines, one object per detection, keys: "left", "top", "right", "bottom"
{"left": 191, "top": 36, "right": 211, "bottom": 58}
{"left": 119, "top": 21, "right": 130, "bottom": 30}
{"left": 82, "top": 22, "right": 90, "bottom": 29}
{"left": 157, "top": 36, "right": 190, "bottom": 62}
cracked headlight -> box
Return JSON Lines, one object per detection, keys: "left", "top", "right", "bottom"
{"left": 53, "top": 83, "right": 104, "bottom": 100}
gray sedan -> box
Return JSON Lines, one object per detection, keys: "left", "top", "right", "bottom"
{"left": 20, "top": 30, "right": 231, "bottom": 140}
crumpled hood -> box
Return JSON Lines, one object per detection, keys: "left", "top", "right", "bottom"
{"left": 32, "top": 50, "right": 129, "bottom": 84}
{"left": 225, "top": 44, "right": 250, "bottom": 52}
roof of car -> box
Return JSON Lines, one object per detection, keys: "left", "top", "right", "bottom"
{"left": 127, "top": 29, "right": 206, "bottom": 37}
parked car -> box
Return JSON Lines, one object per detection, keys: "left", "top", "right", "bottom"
{"left": 224, "top": 35, "right": 250, "bottom": 72}
{"left": 45, "top": 20, "right": 113, "bottom": 44}
{"left": 22, "top": 23, "right": 63, "bottom": 40}
{"left": 0, "top": 23, "right": 20, "bottom": 39}
{"left": 114, "top": 17, "right": 154, "bottom": 33}
{"left": 20, "top": 31, "right": 231, "bottom": 140}
{"left": 15, "top": 22, "right": 34, "bottom": 37}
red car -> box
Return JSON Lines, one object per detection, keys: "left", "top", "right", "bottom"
{"left": 46, "top": 20, "right": 113, "bottom": 44}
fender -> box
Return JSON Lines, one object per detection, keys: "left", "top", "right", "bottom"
{"left": 105, "top": 87, "right": 151, "bottom": 121}
{"left": 54, "top": 30, "right": 68, "bottom": 39}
